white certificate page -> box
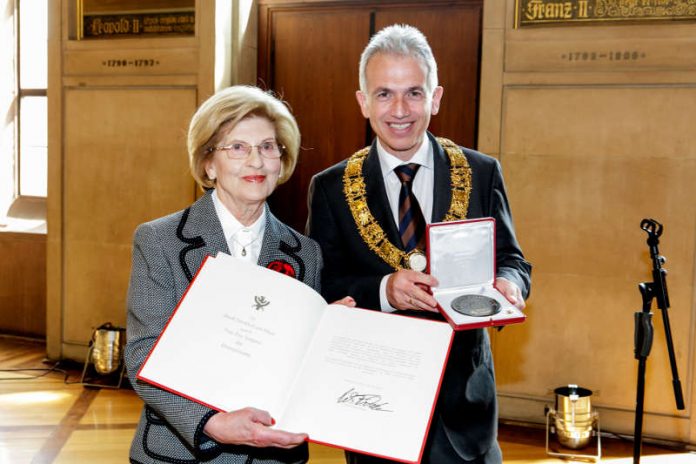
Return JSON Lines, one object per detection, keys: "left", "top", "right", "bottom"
{"left": 138, "top": 255, "right": 454, "bottom": 463}
{"left": 137, "top": 254, "right": 327, "bottom": 415}
{"left": 278, "top": 305, "right": 453, "bottom": 463}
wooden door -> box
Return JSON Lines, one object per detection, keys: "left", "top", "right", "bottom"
{"left": 258, "top": 1, "right": 483, "bottom": 232}
{"left": 259, "top": 7, "right": 369, "bottom": 232}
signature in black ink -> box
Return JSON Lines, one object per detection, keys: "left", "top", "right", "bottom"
{"left": 337, "top": 388, "right": 393, "bottom": 412}
{"left": 253, "top": 296, "right": 270, "bottom": 311}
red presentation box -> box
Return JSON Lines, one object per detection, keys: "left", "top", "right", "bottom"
{"left": 427, "top": 218, "right": 526, "bottom": 330}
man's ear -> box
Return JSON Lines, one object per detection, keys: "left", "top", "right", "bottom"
{"left": 356, "top": 90, "right": 370, "bottom": 119}
{"left": 430, "top": 86, "right": 444, "bottom": 115}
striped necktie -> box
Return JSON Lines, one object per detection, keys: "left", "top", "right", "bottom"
{"left": 394, "top": 163, "right": 426, "bottom": 252}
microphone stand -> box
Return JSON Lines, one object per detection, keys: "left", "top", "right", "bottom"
{"left": 633, "top": 218, "right": 684, "bottom": 464}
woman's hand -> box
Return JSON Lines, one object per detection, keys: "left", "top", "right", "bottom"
{"left": 332, "top": 296, "right": 356, "bottom": 307}
{"left": 203, "top": 408, "right": 307, "bottom": 449}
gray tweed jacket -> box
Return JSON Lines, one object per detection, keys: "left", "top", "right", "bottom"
{"left": 125, "top": 190, "right": 322, "bottom": 464}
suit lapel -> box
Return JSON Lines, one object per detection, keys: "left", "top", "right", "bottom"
{"left": 258, "top": 206, "right": 306, "bottom": 281}
{"left": 430, "top": 133, "right": 452, "bottom": 222}
{"left": 258, "top": 207, "right": 283, "bottom": 266}
{"left": 177, "top": 190, "right": 229, "bottom": 281}
{"left": 179, "top": 194, "right": 307, "bottom": 282}
{"left": 363, "top": 144, "right": 403, "bottom": 249}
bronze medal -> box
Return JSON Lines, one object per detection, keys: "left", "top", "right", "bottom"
{"left": 450, "top": 294, "right": 501, "bottom": 317}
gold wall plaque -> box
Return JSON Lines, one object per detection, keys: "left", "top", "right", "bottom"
{"left": 515, "top": 0, "right": 696, "bottom": 27}
{"left": 76, "top": 0, "right": 195, "bottom": 39}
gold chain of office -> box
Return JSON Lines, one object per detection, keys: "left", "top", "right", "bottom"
{"left": 342, "top": 137, "right": 472, "bottom": 270}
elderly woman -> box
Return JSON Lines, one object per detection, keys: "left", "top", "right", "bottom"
{"left": 125, "top": 86, "right": 349, "bottom": 464}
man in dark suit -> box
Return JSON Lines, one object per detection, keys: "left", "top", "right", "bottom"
{"left": 307, "top": 25, "right": 531, "bottom": 463}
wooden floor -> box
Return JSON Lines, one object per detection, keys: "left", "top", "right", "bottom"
{"left": 1, "top": 335, "right": 695, "bottom": 463}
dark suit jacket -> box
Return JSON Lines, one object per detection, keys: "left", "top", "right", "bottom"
{"left": 307, "top": 133, "right": 531, "bottom": 461}
{"left": 125, "top": 190, "right": 321, "bottom": 464}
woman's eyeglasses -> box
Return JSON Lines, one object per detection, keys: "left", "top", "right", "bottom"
{"left": 207, "top": 140, "right": 284, "bottom": 159}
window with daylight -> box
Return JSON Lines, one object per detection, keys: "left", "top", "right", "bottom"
{"left": 0, "top": 0, "right": 47, "bottom": 231}
{"left": 17, "top": 0, "right": 48, "bottom": 198}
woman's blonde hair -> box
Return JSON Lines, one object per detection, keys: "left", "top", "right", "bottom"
{"left": 188, "top": 86, "right": 300, "bottom": 189}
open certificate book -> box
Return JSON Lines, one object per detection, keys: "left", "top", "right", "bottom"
{"left": 137, "top": 253, "right": 454, "bottom": 463}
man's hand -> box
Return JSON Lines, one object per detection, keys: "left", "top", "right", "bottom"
{"left": 495, "top": 277, "right": 526, "bottom": 310}
{"left": 386, "top": 270, "right": 439, "bottom": 312}
{"left": 203, "top": 408, "right": 307, "bottom": 449}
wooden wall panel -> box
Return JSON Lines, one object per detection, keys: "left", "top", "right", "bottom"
{"left": 62, "top": 87, "right": 196, "bottom": 347}
{"left": 481, "top": 0, "right": 696, "bottom": 444}
{"left": 497, "top": 85, "right": 696, "bottom": 414}
{"left": 501, "top": 87, "right": 696, "bottom": 160}
{"left": 505, "top": 35, "right": 696, "bottom": 73}
{"left": 63, "top": 48, "right": 199, "bottom": 76}
{"left": 0, "top": 233, "right": 46, "bottom": 337}
{"left": 47, "top": 0, "right": 223, "bottom": 363}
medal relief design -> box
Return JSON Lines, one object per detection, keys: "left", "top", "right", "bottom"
{"left": 450, "top": 294, "right": 501, "bottom": 317}
{"left": 407, "top": 250, "right": 427, "bottom": 272}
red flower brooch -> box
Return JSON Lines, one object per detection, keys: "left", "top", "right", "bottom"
{"left": 266, "top": 260, "right": 296, "bottom": 278}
